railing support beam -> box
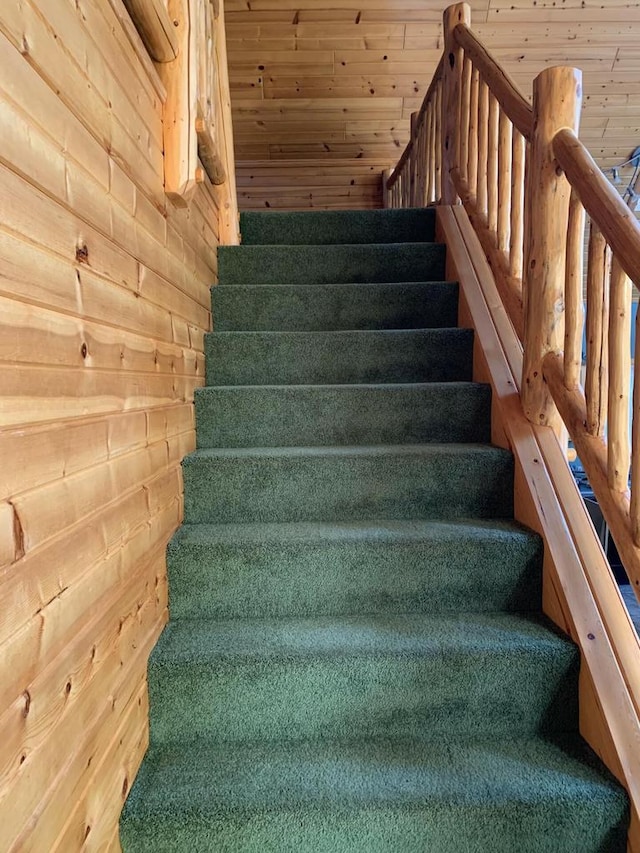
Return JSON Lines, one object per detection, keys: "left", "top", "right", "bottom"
{"left": 441, "top": 2, "right": 471, "bottom": 205}
{"left": 521, "top": 66, "right": 582, "bottom": 430}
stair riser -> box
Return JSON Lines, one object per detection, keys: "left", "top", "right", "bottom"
{"left": 182, "top": 448, "right": 515, "bottom": 524}
{"left": 122, "top": 800, "right": 627, "bottom": 853}
{"left": 217, "top": 243, "right": 447, "bottom": 285}
{"left": 240, "top": 207, "right": 437, "bottom": 245}
{"left": 205, "top": 329, "right": 473, "bottom": 386}
{"left": 195, "top": 384, "right": 491, "bottom": 448}
{"left": 212, "top": 282, "right": 459, "bottom": 332}
{"left": 168, "top": 530, "right": 542, "bottom": 619}
{"left": 148, "top": 647, "right": 578, "bottom": 744}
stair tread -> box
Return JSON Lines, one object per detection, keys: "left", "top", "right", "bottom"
{"left": 184, "top": 442, "right": 509, "bottom": 461}
{"left": 172, "top": 517, "right": 532, "bottom": 545}
{"left": 196, "top": 380, "right": 487, "bottom": 392}
{"left": 123, "top": 734, "right": 624, "bottom": 815}
{"left": 152, "top": 611, "right": 574, "bottom": 663}
{"left": 213, "top": 280, "right": 456, "bottom": 289}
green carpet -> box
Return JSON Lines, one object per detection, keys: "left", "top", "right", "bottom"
{"left": 121, "top": 207, "right": 628, "bottom": 851}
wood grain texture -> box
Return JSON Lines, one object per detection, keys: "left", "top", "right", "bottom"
{"left": 0, "top": 0, "right": 234, "bottom": 848}
{"left": 226, "top": 0, "right": 640, "bottom": 209}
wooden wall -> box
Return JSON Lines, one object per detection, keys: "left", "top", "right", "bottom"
{"left": 0, "top": 1, "right": 222, "bottom": 849}
{"left": 237, "top": 159, "right": 384, "bottom": 209}
{"left": 226, "top": 0, "right": 640, "bottom": 210}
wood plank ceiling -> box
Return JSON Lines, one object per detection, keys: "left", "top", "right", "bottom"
{"left": 226, "top": 0, "right": 640, "bottom": 209}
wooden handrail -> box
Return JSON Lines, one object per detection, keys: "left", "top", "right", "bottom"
{"left": 453, "top": 23, "right": 533, "bottom": 140}
{"left": 553, "top": 127, "right": 640, "bottom": 287}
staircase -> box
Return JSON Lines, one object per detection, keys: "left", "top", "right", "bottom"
{"left": 120, "top": 208, "right": 628, "bottom": 851}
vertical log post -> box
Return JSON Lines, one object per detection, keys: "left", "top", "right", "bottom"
{"left": 497, "top": 111, "right": 512, "bottom": 255}
{"left": 563, "top": 190, "right": 585, "bottom": 390}
{"left": 409, "top": 111, "right": 418, "bottom": 206}
{"left": 608, "top": 257, "right": 632, "bottom": 492}
{"left": 467, "top": 67, "right": 479, "bottom": 201}
{"left": 521, "top": 66, "right": 582, "bottom": 430}
{"left": 441, "top": 2, "right": 471, "bottom": 204}
{"left": 585, "top": 223, "right": 610, "bottom": 437}
{"left": 509, "top": 130, "right": 525, "bottom": 280}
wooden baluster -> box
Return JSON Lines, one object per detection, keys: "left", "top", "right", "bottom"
{"left": 509, "top": 130, "right": 525, "bottom": 280}
{"left": 416, "top": 113, "right": 424, "bottom": 207}
{"left": 467, "top": 66, "right": 479, "bottom": 201}
{"left": 585, "top": 222, "right": 610, "bottom": 437}
{"left": 425, "top": 104, "right": 434, "bottom": 204}
{"left": 631, "top": 310, "right": 640, "bottom": 543}
{"left": 497, "top": 111, "right": 512, "bottom": 255}
{"left": 487, "top": 92, "right": 499, "bottom": 233}
{"left": 521, "top": 66, "right": 582, "bottom": 430}
{"left": 442, "top": 2, "right": 471, "bottom": 203}
{"left": 563, "top": 191, "right": 585, "bottom": 389}
{"left": 608, "top": 256, "right": 632, "bottom": 491}
{"left": 435, "top": 82, "right": 443, "bottom": 201}
{"left": 476, "top": 78, "right": 489, "bottom": 218}
{"left": 459, "top": 56, "right": 472, "bottom": 185}
{"left": 420, "top": 111, "right": 429, "bottom": 207}
{"left": 410, "top": 113, "right": 418, "bottom": 206}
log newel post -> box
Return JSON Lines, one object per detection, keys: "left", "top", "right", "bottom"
{"left": 441, "top": 2, "right": 471, "bottom": 205}
{"left": 521, "top": 66, "right": 582, "bottom": 431}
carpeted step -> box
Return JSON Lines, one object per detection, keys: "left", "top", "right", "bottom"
{"left": 120, "top": 735, "right": 629, "bottom": 853}
{"left": 212, "top": 281, "right": 459, "bottom": 332}
{"left": 217, "top": 242, "right": 446, "bottom": 285}
{"left": 239, "top": 207, "right": 436, "bottom": 245}
{"left": 195, "top": 383, "right": 491, "bottom": 448}
{"left": 146, "top": 613, "right": 579, "bottom": 745}
{"left": 205, "top": 329, "right": 473, "bottom": 386}
{"left": 167, "top": 519, "right": 543, "bottom": 620}
{"left": 182, "top": 444, "right": 514, "bottom": 525}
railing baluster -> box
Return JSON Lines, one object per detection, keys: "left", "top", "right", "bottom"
{"left": 435, "top": 80, "right": 442, "bottom": 201}
{"left": 426, "top": 104, "right": 434, "bottom": 204}
{"left": 459, "top": 56, "right": 472, "bottom": 185}
{"left": 509, "top": 130, "right": 525, "bottom": 281}
{"left": 564, "top": 191, "right": 585, "bottom": 390}
{"left": 477, "top": 78, "right": 489, "bottom": 218}
{"left": 467, "top": 67, "right": 479, "bottom": 202}
{"left": 487, "top": 93, "right": 499, "bottom": 233}
{"left": 608, "top": 256, "right": 632, "bottom": 492}
{"left": 585, "top": 221, "right": 610, "bottom": 437}
{"left": 631, "top": 311, "right": 640, "bottom": 544}
{"left": 497, "top": 111, "right": 512, "bottom": 255}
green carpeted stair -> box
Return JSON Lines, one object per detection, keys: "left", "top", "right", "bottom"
{"left": 121, "top": 206, "right": 628, "bottom": 851}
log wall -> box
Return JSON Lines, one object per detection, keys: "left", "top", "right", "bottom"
{"left": 0, "top": 1, "right": 222, "bottom": 849}
{"left": 236, "top": 159, "right": 384, "bottom": 210}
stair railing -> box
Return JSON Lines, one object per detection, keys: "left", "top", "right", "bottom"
{"left": 386, "top": 2, "right": 640, "bottom": 605}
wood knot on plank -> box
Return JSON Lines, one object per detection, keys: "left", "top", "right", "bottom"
{"left": 75, "top": 244, "right": 89, "bottom": 264}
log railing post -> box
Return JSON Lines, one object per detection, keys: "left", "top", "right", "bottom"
{"left": 441, "top": 2, "right": 471, "bottom": 204}
{"left": 521, "top": 66, "right": 582, "bottom": 429}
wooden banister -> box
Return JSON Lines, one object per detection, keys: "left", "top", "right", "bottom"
{"left": 553, "top": 128, "right": 640, "bottom": 287}
{"left": 452, "top": 23, "right": 533, "bottom": 140}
